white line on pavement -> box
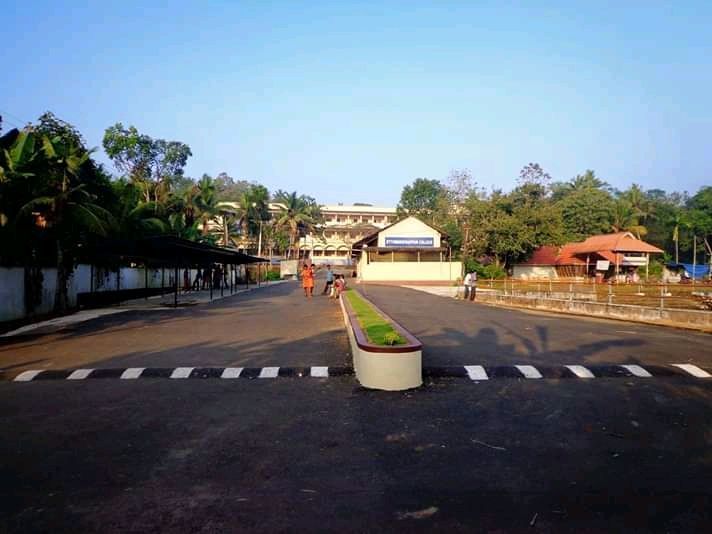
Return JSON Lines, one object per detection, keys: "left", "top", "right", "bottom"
{"left": 310, "top": 366, "right": 329, "bottom": 378}
{"left": 515, "top": 365, "right": 543, "bottom": 379}
{"left": 565, "top": 365, "right": 595, "bottom": 378}
{"left": 464, "top": 365, "right": 488, "bottom": 380}
{"left": 67, "top": 369, "right": 94, "bottom": 380}
{"left": 170, "top": 367, "right": 194, "bottom": 379}
{"left": 671, "top": 364, "right": 711, "bottom": 378}
{"left": 620, "top": 364, "right": 652, "bottom": 378}
{"left": 120, "top": 368, "right": 145, "bottom": 379}
{"left": 13, "top": 370, "right": 43, "bottom": 382}
{"left": 259, "top": 367, "right": 280, "bottom": 378}
{"left": 221, "top": 367, "right": 244, "bottom": 378}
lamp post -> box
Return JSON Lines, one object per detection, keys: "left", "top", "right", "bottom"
{"left": 252, "top": 202, "right": 264, "bottom": 257}
{"left": 258, "top": 219, "right": 263, "bottom": 258}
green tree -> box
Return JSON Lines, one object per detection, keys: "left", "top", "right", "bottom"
{"left": 555, "top": 173, "right": 615, "bottom": 241}
{"left": 18, "top": 135, "right": 113, "bottom": 311}
{"left": 397, "top": 178, "right": 445, "bottom": 222}
{"left": 273, "top": 190, "right": 318, "bottom": 258}
{"left": 103, "top": 123, "right": 192, "bottom": 204}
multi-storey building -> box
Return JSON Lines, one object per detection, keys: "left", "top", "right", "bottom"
{"left": 216, "top": 203, "right": 397, "bottom": 264}
{"left": 296, "top": 205, "right": 398, "bottom": 265}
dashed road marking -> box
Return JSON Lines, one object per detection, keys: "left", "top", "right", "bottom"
{"left": 565, "top": 365, "right": 595, "bottom": 379}
{"left": 170, "top": 367, "right": 194, "bottom": 379}
{"left": 671, "top": 364, "right": 711, "bottom": 378}
{"left": 13, "top": 370, "right": 43, "bottom": 382}
{"left": 310, "top": 366, "right": 329, "bottom": 378}
{"left": 259, "top": 366, "right": 280, "bottom": 378}
{"left": 120, "top": 368, "right": 145, "bottom": 379}
{"left": 221, "top": 367, "right": 244, "bottom": 379}
{"left": 67, "top": 369, "right": 94, "bottom": 380}
{"left": 515, "top": 365, "right": 543, "bottom": 379}
{"left": 620, "top": 364, "right": 652, "bottom": 378}
{"left": 464, "top": 365, "right": 488, "bottom": 381}
{"left": 5, "top": 364, "right": 711, "bottom": 382}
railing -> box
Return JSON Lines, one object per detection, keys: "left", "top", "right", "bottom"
{"left": 482, "top": 279, "right": 712, "bottom": 311}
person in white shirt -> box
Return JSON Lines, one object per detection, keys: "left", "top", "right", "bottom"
{"left": 463, "top": 270, "right": 477, "bottom": 301}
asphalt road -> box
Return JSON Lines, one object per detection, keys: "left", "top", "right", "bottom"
{"left": 0, "top": 281, "right": 350, "bottom": 377}
{"left": 1, "top": 282, "right": 711, "bottom": 532}
{"left": 358, "top": 285, "right": 712, "bottom": 369}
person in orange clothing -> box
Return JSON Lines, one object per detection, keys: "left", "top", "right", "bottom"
{"left": 301, "top": 263, "right": 315, "bottom": 298}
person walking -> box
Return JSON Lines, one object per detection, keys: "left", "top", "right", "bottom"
{"left": 192, "top": 269, "right": 202, "bottom": 291}
{"left": 323, "top": 264, "right": 335, "bottom": 295}
{"left": 301, "top": 263, "right": 315, "bottom": 298}
{"left": 464, "top": 270, "right": 477, "bottom": 301}
{"left": 468, "top": 270, "right": 478, "bottom": 301}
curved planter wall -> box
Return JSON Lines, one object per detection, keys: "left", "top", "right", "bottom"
{"left": 340, "top": 291, "right": 423, "bottom": 391}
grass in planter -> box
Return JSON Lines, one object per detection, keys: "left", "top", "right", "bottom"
{"left": 343, "top": 289, "right": 406, "bottom": 346}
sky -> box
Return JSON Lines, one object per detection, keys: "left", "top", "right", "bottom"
{"left": 2, "top": 1, "right": 711, "bottom": 206}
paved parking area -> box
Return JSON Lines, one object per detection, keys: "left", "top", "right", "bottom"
{"left": 1, "top": 282, "right": 711, "bottom": 532}
{"left": 0, "top": 282, "right": 350, "bottom": 377}
{"left": 358, "top": 284, "right": 712, "bottom": 368}
{"left": 1, "top": 377, "right": 710, "bottom": 533}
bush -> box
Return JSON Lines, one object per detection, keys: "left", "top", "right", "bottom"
{"left": 464, "top": 259, "right": 506, "bottom": 279}
{"left": 263, "top": 270, "right": 281, "bottom": 281}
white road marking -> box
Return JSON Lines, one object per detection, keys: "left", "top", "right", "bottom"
{"left": 565, "top": 365, "right": 595, "bottom": 379}
{"left": 221, "top": 367, "right": 244, "bottom": 379}
{"left": 170, "top": 367, "right": 194, "bottom": 379}
{"left": 259, "top": 367, "right": 280, "bottom": 378}
{"left": 671, "top": 364, "right": 711, "bottom": 378}
{"left": 67, "top": 369, "right": 93, "bottom": 380}
{"left": 310, "top": 366, "right": 329, "bottom": 377}
{"left": 515, "top": 365, "right": 543, "bottom": 379}
{"left": 120, "top": 368, "right": 145, "bottom": 379}
{"left": 13, "top": 370, "right": 43, "bottom": 382}
{"left": 620, "top": 364, "right": 652, "bottom": 378}
{"left": 464, "top": 365, "right": 488, "bottom": 380}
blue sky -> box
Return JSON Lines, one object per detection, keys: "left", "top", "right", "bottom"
{"left": 2, "top": 1, "right": 710, "bottom": 205}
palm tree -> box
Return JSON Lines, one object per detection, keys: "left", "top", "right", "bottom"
{"left": 195, "top": 174, "right": 218, "bottom": 236}
{"left": 611, "top": 199, "right": 647, "bottom": 239}
{"left": 570, "top": 170, "right": 608, "bottom": 191}
{"left": 273, "top": 190, "right": 317, "bottom": 258}
{"left": 18, "top": 136, "right": 113, "bottom": 312}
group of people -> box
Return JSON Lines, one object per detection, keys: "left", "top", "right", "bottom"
{"left": 301, "top": 263, "right": 346, "bottom": 299}
{"left": 181, "top": 266, "right": 228, "bottom": 292}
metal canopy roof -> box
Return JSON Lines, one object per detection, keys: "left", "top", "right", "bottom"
{"left": 85, "top": 236, "right": 268, "bottom": 266}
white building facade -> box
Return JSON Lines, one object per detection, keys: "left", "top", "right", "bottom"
{"left": 297, "top": 205, "right": 397, "bottom": 265}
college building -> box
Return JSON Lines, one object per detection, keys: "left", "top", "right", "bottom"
{"left": 296, "top": 205, "right": 398, "bottom": 265}
{"left": 351, "top": 216, "right": 462, "bottom": 283}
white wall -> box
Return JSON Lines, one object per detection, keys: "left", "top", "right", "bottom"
{"left": 358, "top": 256, "right": 462, "bottom": 282}
{"left": 512, "top": 265, "right": 559, "bottom": 280}
{"left": 0, "top": 264, "right": 172, "bottom": 323}
{"left": 377, "top": 217, "right": 441, "bottom": 248}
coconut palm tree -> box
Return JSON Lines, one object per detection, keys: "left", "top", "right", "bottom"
{"left": 273, "top": 190, "right": 317, "bottom": 258}
{"left": 18, "top": 136, "right": 113, "bottom": 312}
{"left": 195, "top": 174, "right": 218, "bottom": 236}
{"left": 611, "top": 199, "right": 647, "bottom": 239}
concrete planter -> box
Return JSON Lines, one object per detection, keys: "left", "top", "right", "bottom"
{"left": 340, "top": 291, "right": 422, "bottom": 391}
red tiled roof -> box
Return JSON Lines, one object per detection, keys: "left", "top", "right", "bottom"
{"left": 519, "top": 232, "right": 662, "bottom": 268}
{"left": 569, "top": 232, "right": 663, "bottom": 254}
{"left": 556, "top": 245, "right": 587, "bottom": 265}
{"left": 518, "top": 245, "right": 560, "bottom": 265}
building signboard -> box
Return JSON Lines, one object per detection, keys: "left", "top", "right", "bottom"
{"left": 384, "top": 237, "right": 434, "bottom": 247}
{"left": 596, "top": 260, "right": 610, "bottom": 271}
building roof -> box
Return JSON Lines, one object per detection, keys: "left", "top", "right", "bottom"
{"left": 321, "top": 205, "right": 397, "bottom": 214}
{"left": 350, "top": 216, "right": 449, "bottom": 250}
{"left": 518, "top": 232, "right": 663, "bottom": 268}
{"left": 569, "top": 232, "right": 663, "bottom": 254}
{"left": 518, "top": 246, "right": 560, "bottom": 266}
